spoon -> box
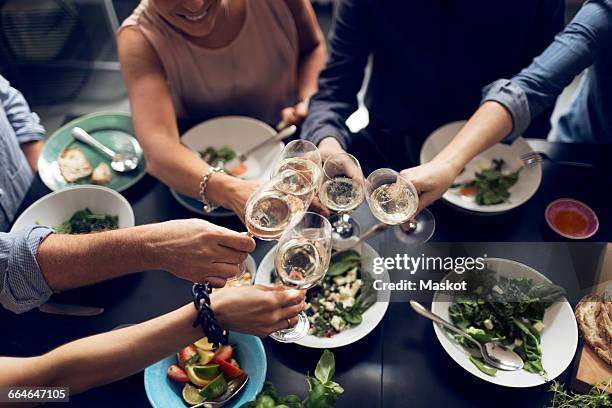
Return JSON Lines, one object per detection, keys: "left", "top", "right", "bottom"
{"left": 190, "top": 374, "right": 249, "bottom": 407}
{"left": 71, "top": 127, "right": 139, "bottom": 172}
{"left": 410, "top": 300, "right": 524, "bottom": 371}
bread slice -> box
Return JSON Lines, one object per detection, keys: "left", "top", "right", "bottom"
{"left": 59, "top": 147, "right": 92, "bottom": 182}
{"left": 91, "top": 162, "right": 112, "bottom": 185}
{"left": 576, "top": 294, "right": 612, "bottom": 366}
{"left": 596, "top": 297, "right": 612, "bottom": 344}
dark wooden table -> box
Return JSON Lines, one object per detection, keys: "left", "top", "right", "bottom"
{"left": 0, "top": 140, "right": 609, "bottom": 407}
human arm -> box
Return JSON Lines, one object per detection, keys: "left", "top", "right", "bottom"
{"left": 400, "top": 0, "right": 612, "bottom": 215}
{"left": 0, "top": 76, "right": 45, "bottom": 171}
{"left": 278, "top": 0, "right": 327, "bottom": 128}
{"left": 1, "top": 219, "right": 255, "bottom": 313}
{"left": 0, "top": 285, "right": 304, "bottom": 401}
{"left": 116, "top": 28, "right": 258, "bottom": 218}
{"left": 300, "top": 0, "right": 372, "bottom": 159}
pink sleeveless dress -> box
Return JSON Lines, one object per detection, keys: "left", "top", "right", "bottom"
{"left": 120, "top": 0, "right": 299, "bottom": 125}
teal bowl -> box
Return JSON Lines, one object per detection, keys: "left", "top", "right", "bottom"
{"left": 144, "top": 333, "right": 266, "bottom": 407}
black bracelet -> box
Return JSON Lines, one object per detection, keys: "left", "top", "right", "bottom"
{"left": 192, "top": 283, "right": 228, "bottom": 348}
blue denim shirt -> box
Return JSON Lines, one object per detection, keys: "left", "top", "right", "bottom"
{"left": 0, "top": 75, "right": 54, "bottom": 313}
{"left": 483, "top": 0, "right": 612, "bottom": 143}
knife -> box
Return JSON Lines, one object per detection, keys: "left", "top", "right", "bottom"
{"left": 38, "top": 302, "right": 105, "bottom": 316}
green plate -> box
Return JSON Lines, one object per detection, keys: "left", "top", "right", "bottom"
{"left": 38, "top": 112, "right": 146, "bottom": 192}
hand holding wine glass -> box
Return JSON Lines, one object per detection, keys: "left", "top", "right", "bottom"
{"left": 365, "top": 168, "right": 435, "bottom": 243}
{"left": 269, "top": 211, "right": 332, "bottom": 343}
{"left": 319, "top": 152, "right": 365, "bottom": 240}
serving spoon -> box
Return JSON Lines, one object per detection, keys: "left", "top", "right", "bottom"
{"left": 190, "top": 374, "right": 249, "bottom": 407}
{"left": 410, "top": 300, "right": 524, "bottom": 371}
{"left": 71, "top": 127, "right": 139, "bottom": 172}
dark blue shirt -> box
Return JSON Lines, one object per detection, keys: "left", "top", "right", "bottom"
{"left": 302, "top": 0, "right": 565, "bottom": 153}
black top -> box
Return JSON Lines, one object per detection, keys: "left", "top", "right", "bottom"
{"left": 302, "top": 0, "right": 565, "bottom": 152}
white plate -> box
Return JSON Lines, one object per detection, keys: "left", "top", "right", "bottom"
{"left": 256, "top": 243, "right": 389, "bottom": 348}
{"left": 420, "top": 121, "right": 542, "bottom": 213}
{"left": 11, "top": 185, "right": 135, "bottom": 232}
{"left": 171, "top": 116, "right": 285, "bottom": 216}
{"left": 431, "top": 258, "right": 578, "bottom": 388}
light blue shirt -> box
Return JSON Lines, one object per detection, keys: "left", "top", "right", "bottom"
{"left": 482, "top": 0, "right": 612, "bottom": 143}
{"left": 0, "top": 75, "right": 54, "bottom": 313}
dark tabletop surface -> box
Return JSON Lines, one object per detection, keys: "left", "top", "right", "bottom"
{"left": 0, "top": 139, "right": 610, "bottom": 408}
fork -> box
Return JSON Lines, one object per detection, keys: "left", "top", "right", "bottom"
{"left": 520, "top": 151, "right": 594, "bottom": 168}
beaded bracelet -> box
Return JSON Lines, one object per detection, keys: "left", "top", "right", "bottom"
{"left": 192, "top": 282, "right": 228, "bottom": 347}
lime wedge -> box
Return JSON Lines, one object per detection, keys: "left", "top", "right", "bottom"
{"left": 186, "top": 365, "right": 212, "bottom": 387}
{"left": 194, "top": 337, "right": 215, "bottom": 351}
{"left": 182, "top": 383, "right": 204, "bottom": 405}
{"left": 192, "top": 364, "right": 220, "bottom": 380}
{"left": 199, "top": 373, "right": 228, "bottom": 399}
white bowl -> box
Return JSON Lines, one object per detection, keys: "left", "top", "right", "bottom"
{"left": 11, "top": 185, "right": 135, "bottom": 232}
{"left": 431, "top": 258, "right": 578, "bottom": 388}
{"left": 256, "top": 242, "right": 389, "bottom": 348}
{"left": 181, "top": 116, "right": 284, "bottom": 181}
{"left": 420, "top": 121, "right": 542, "bottom": 213}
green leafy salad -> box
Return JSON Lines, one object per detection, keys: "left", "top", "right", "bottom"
{"left": 447, "top": 269, "right": 565, "bottom": 376}
{"left": 55, "top": 208, "right": 119, "bottom": 234}
{"left": 452, "top": 158, "right": 522, "bottom": 205}
{"left": 305, "top": 250, "right": 377, "bottom": 337}
{"left": 199, "top": 146, "right": 236, "bottom": 165}
{"left": 271, "top": 250, "right": 377, "bottom": 337}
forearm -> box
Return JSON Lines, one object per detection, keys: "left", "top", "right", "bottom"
{"left": 145, "top": 140, "right": 208, "bottom": 198}
{"left": 432, "top": 101, "right": 513, "bottom": 173}
{"left": 0, "top": 304, "right": 202, "bottom": 397}
{"left": 296, "top": 42, "right": 326, "bottom": 100}
{"left": 20, "top": 140, "right": 43, "bottom": 171}
{"left": 36, "top": 225, "right": 166, "bottom": 291}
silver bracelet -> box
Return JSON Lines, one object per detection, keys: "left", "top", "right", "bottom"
{"left": 199, "top": 166, "right": 225, "bottom": 213}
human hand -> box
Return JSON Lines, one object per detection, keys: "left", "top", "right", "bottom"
{"left": 278, "top": 99, "right": 309, "bottom": 129}
{"left": 399, "top": 160, "right": 460, "bottom": 228}
{"left": 317, "top": 137, "right": 347, "bottom": 164}
{"left": 146, "top": 219, "right": 256, "bottom": 286}
{"left": 206, "top": 174, "right": 261, "bottom": 222}
{"left": 210, "top": 285, "right": 306, "bottom": 337}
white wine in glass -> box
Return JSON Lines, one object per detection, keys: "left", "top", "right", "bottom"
{"left": 244, "top": 170, "right": 313, "bottom": 241}
{"left": 319, "top": 175, "right": 365, "bottom": 213}
{"left": 320, "top": 152, "right": 365, "bottom": 240}
{"left": 270, "top": 212, "right": 332, "bottom": 343}
{"left": 365, "top": 168, "right": 435, "bottom": 243}
{"left": 270, "top": 139, "right": 323, "bottom": 188}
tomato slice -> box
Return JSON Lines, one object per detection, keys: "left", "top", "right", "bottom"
{"left": 459, "top": 185, "right": 479, "bottom": 197}
{"left": 212, "top": 345, "right": 233, "bottom": 363}
{"left": 167, "top": 364, "right": 189, "bottom": 383}
{"left": 217, "top": 358, "right": 244, "bottom": 379}
{"left": 177, "top": 344, "right": 198, "bottom": 368}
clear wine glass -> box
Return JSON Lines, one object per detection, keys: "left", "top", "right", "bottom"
{"left": 365, "top": 168, "right": 435, "bottom": 244}
{"left": 319, "top": 152, "right": 365, "bottom": 241}
{"left": 223, "top": 169, "right": 316, "bottom": 285}
{"left": 270, "top": 140, "right": 323, "bottom": 189}
{"left": 244, "top": 169, "right": 315, "bottom": 241}
{"left": 269, "top": 211, "right": 332, "bottom": 343}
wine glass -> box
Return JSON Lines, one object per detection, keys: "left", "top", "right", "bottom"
{"left": 365, "top": 168, "right": 435, "bottom": 244}
{"left": 244, "top": 169, "right": 315, "bottom": 241}
{"left": 269, "top": 211, "right": 332, "bottom": 343}
{"left": 319, "top": 152, "right": 365, "bottom": 241}
{"left": 221, "top": 169, "right": 316, "bottom": 285}
{"left": 270, "top": 140, "right": 323, "bottom": 189}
